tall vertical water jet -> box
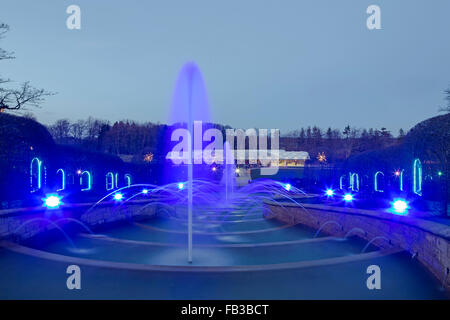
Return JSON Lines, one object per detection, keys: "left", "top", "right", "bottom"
{"left": 170, "top": 62, "right": 210, "bottom": 125}
{"left": 169, "top": 62, "right": 211, "bottom": 263}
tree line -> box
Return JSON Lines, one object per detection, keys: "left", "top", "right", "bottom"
{"left": 46, "top": 118, "right": 407, "bottom": 164}
{"left": 47, "top": 118, "right": 165, "bottom": 159}
{"left": 281, "top": 125, "right": 405, "bottom": 163}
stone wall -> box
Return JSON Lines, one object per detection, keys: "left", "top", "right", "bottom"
{"left": 264, "top": 200, "right": 450, "bottom": 291}
{"left": 0, "top": 200, "right": 156, "bottom": 241}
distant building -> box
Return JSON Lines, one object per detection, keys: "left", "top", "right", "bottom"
{"left": 118, "top": 154, "right": 134, "bottom": 163}
{"left": 245, "top": 150, "right": 309, "bottom": 167}
{"left": 274, "top": 150, "right": 310, "bottom": 167}
{"left": 166, "top": 149, "right": 310, "bottom": 167}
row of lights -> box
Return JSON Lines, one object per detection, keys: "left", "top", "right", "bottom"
{"left": 113, "top": 183, "right": 185, "bottom": 203}
{"left": 325, "top": 189, "right": 353, "bottom": 201}
{"left": 43, "top": 187, "right": 154, "bottom": 209}
{"left": 325, "top": 188, "right": 407, "bottom": 214}
{"left": 395, "top": 169, "right": 443, "bottom": 177}
{"left": 44, "top": 180, "right": 410, "bottom": 216}
{"left": 113, "top": 188, "right": 152, "bottom": 201}
{"left": 283, "top": 185, "right": 409, "bottom": 215}
{"left": 45, "top": 182, "right": 187, "bottom": 208}
{"left": 211, "top": 166, "right": 240, "bottom": 174}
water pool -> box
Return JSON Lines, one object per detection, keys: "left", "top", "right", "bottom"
{"left": 0, "top": 198, "right": 447, "bottom": 299}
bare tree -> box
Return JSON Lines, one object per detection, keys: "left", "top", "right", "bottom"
{"left": 70, "top": 120, "right": 87, "bottom": 141}
{"left": 48, "top": 119, "right": 71, "bottom": 142}
{"left": 85, "top": 117, "right": 108, "bottom": 141}
{"left": 0, "top": 23, "right": 52, "bottom": 112}
{"left": 0, "top": 23, "right": 14, "bottom": 60}
{"left": 343, "top": 125, "right": 351, "bottom": 139}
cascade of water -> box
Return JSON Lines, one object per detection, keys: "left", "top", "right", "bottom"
{"left": 361, "top": 236, "right": 391, "bottom": 253}
{"left": 13, "top": 218, "right": 77, "bottom": 248}
{"left": 313, "top": 220, "right": 343, "bottom": 238}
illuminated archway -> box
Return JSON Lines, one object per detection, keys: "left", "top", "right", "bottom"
{"left": 399, "top": 169, "right": 405, "bottom": 191}
{"left": 374, "top": 171, "right": 384, "bottom": 192}
{"left": 124, "top": 174, "right": 132, "bottom": 187}
{"left": 30, "top": 157, "right": 42, "bottom": 192}
{"left": 56, "top": 169, "right": 65, "bottom": 191}
{"left": 106, "top": 172, "right": 114, "bottom": 190}
{"left": 339, "top": 175, "right": 347, "bottom": 190}
{"left": 115, "top": 173, "right": 119, "bottom": 188}
{"left": 413, "top": 158, "right": 422, "bottom": 196}
{"left": 80, "top": 171, "right": 92, "bottom": 191}
{"left": 350, "top": 173, "right": 359, "bottom": 192}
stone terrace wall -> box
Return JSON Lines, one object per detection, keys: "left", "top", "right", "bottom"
{"left": 0, "top": 200, "right": 157, "bottom": 241}
{"left": 264, "top": 200, "right": 450, "bottom": 291}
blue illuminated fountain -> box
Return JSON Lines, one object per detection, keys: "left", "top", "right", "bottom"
{"left": 169, "top": 62, "right": 212, "bottom": 262}
{"left": 29, "top": 62, "right": 429, "bottom": 274}
{"left": 170, "top": 62, "right": 210, "bottom": 125}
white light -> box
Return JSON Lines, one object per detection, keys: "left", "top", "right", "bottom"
{"left": 344, "top": 194, "right": 353, "bottom": 202}
{"left": 177, "top": 183, "right": 184, "bottom": 190}
{"left": 43, "top": 195, "right": 62, "bottom": 209}
{"left": 142, "top": 189, "right": 149, "bottom": 194}
{"left": 284, "top": 183, "right": 292, "bottom": 191}
{"left": 114, "top": 193, "right": 123, "bottom": 201}
{"left": 392, "top": 199, "right": 408, "bottom": 214}
{"left": 326, "top": 189, "right": 334, "bottom": 196}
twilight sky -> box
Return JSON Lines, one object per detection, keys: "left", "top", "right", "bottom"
{"left": 1, "top": 0, "right": 450, "bottom": 134}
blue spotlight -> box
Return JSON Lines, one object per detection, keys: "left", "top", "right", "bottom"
{"left": 43, "top": 194, "right": 62, "bottom": 209}
{"left": 325, "top": 189, "right": 334, "bottom": 196}
{"left": 177, "top": 182, "right": 185, "bottom": 190}
{"left": 392, "top": 199, "right": 408, "bottom": 214}
{"left": 284, "top": 183, "right": 292, "bottom": 191}
{"left": 343, "top": 193, "right": 353, "bottom": 202}
{"left": 113, "top": 193, "right": 123, "bottom": 201}
{"left": 142, "top": 189, "right": 149, "bottom": 194}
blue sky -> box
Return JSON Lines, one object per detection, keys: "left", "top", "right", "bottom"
{"left": 1, "top": 0, "right": 450, "bottom": 134}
